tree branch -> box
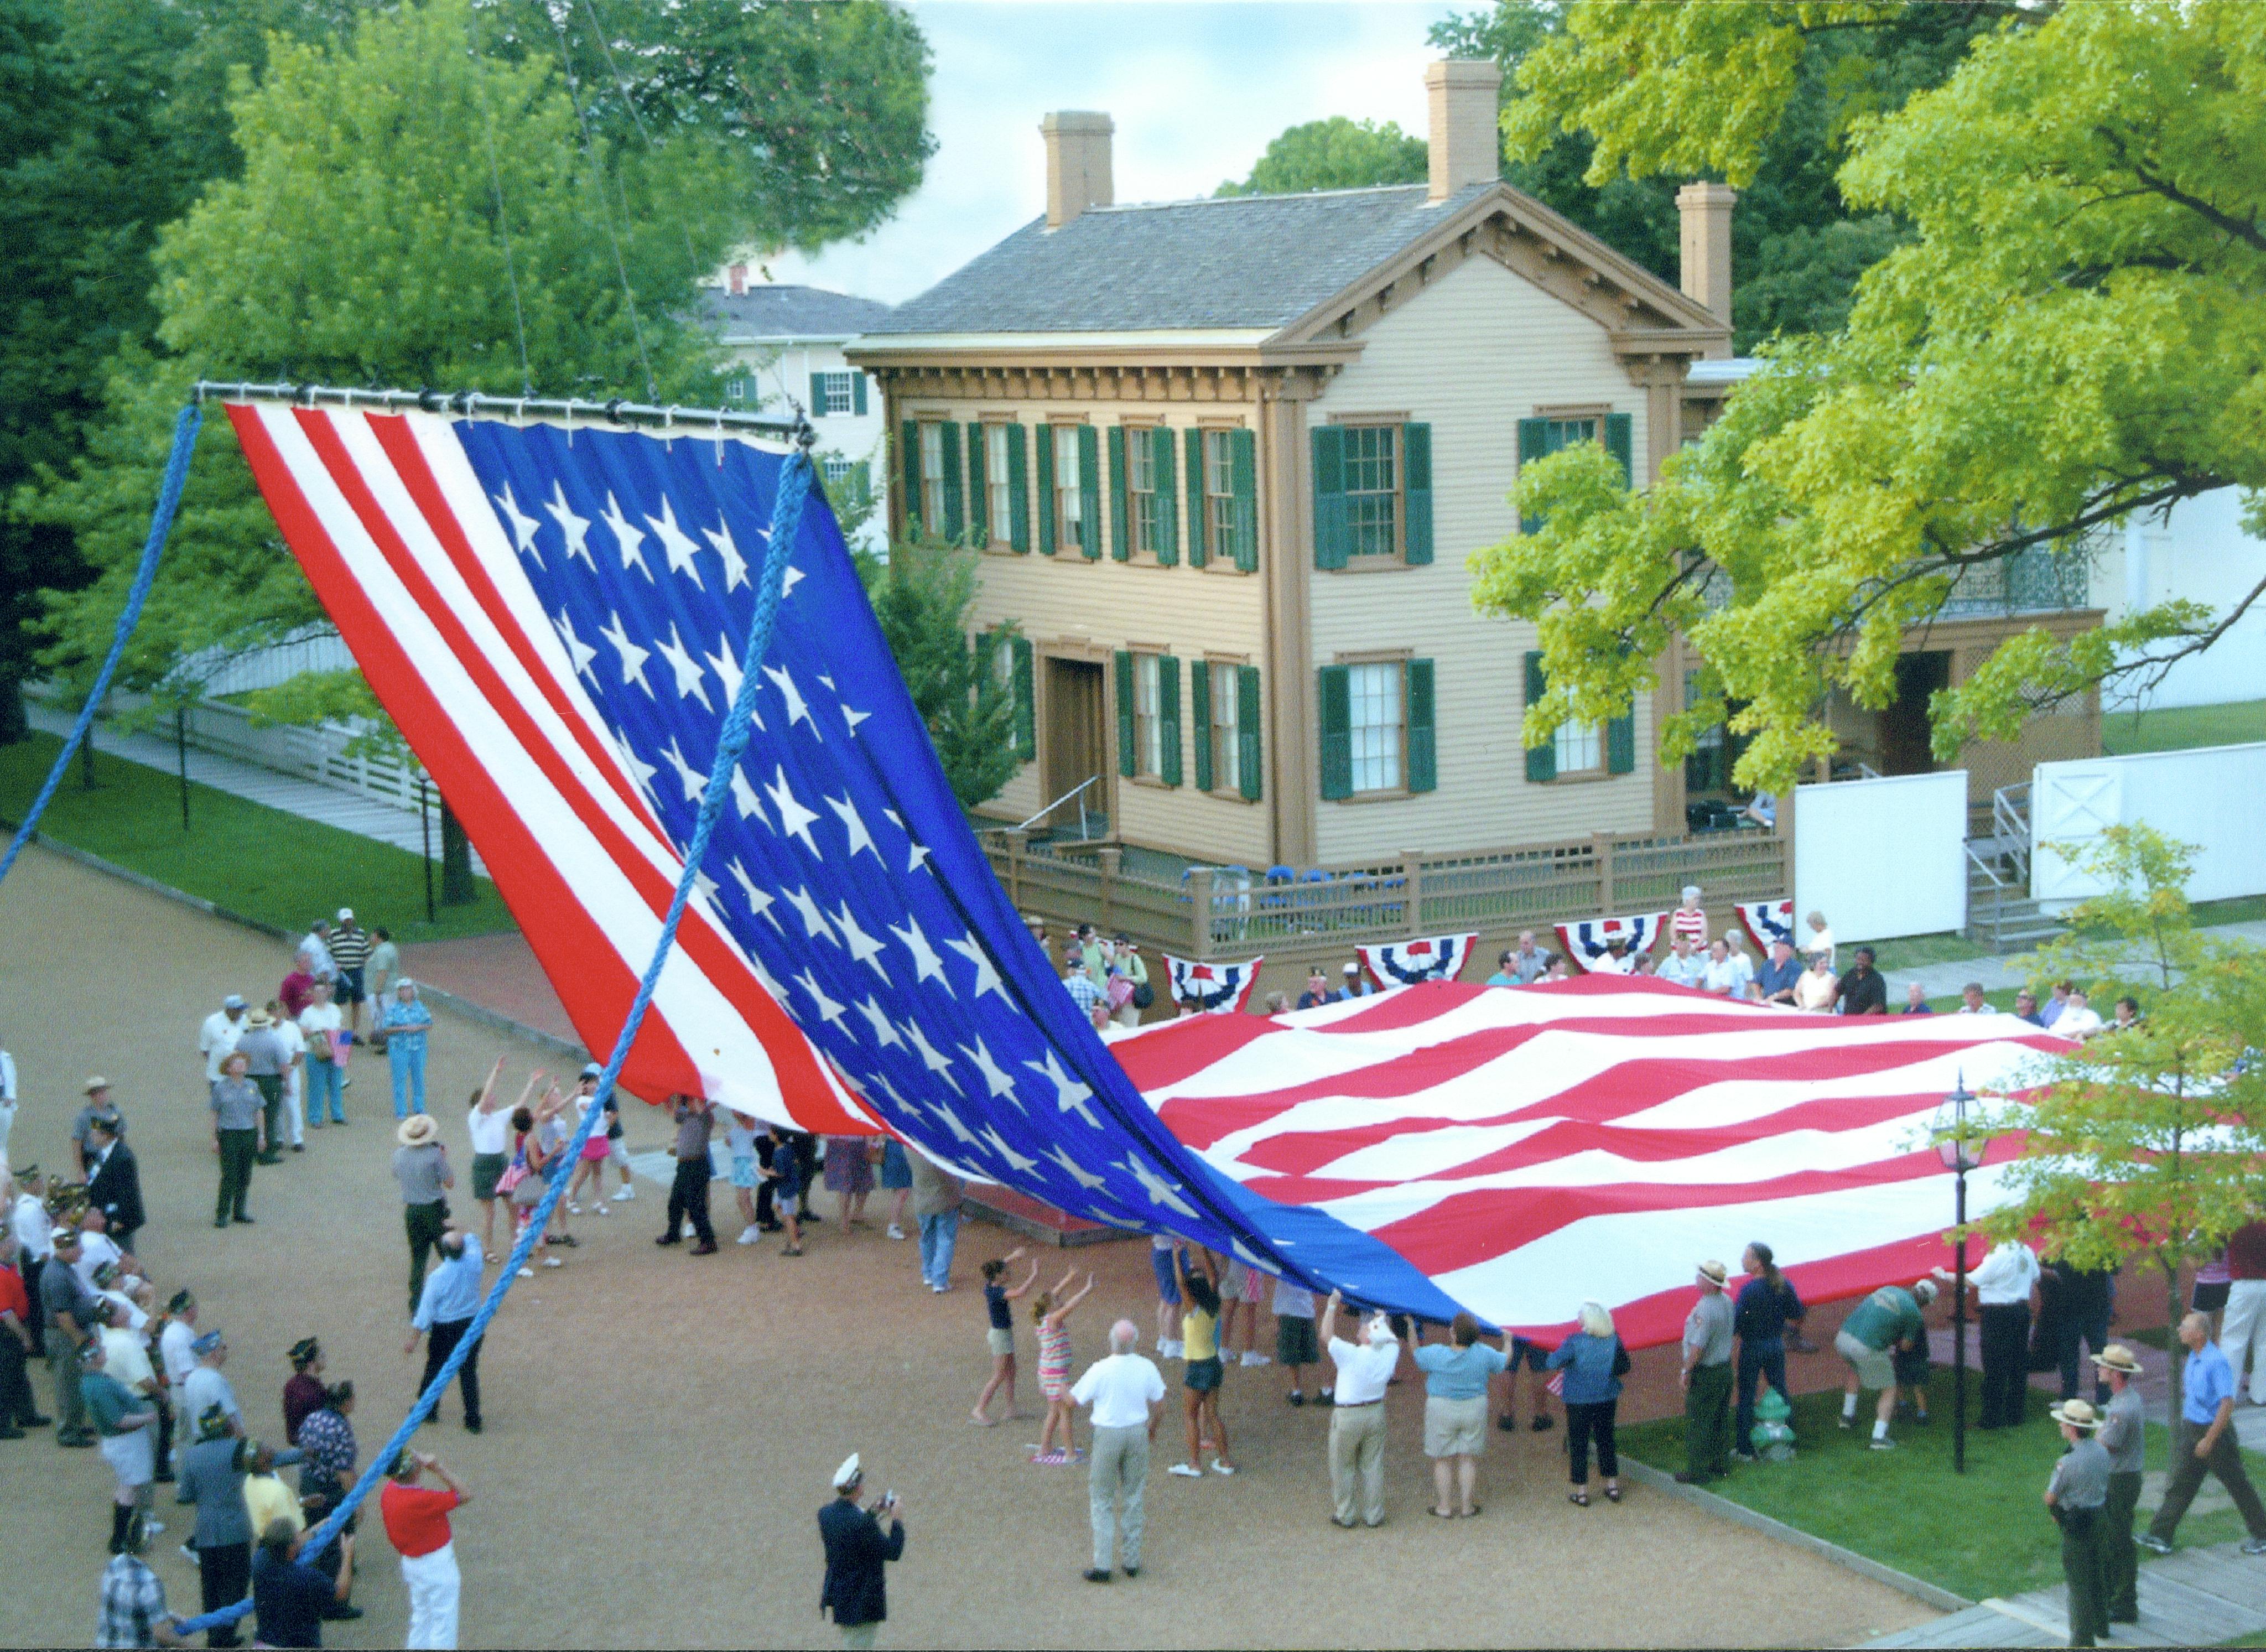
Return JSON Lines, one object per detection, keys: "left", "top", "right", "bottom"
{"left": 2094, "top": 125, "right": 2266, "bottom": 254}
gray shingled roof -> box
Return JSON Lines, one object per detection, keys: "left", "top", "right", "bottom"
{"left": 865, "top": 184, "right": 1494, "bottom": 336}
{"left": 699, "top": 284, "right": 894, "bottom": 340}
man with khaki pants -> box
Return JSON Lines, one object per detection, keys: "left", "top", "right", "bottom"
{"left": 1069, "top": 1319, "right": 1166, "bottom": 1582}
{"left": 1321, "top": 1290, "right": 1402, "bottom": 1528}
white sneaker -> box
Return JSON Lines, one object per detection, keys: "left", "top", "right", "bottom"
{"left": 566, "top": 1202, "right": 582, "bottom": 1214}
{"left": 1165, "top": 1340, "right": 1184, "bottom": 1360}
{"left": 612, "top": 1186, "right": 635, "bottom": 1202}
{"left": 542, "top": 1255, "right": 563, "bottom": 1269}
{"left": 1209, "top": 1460, "right": 1235, "bottom": 1477}
{"left": 887, "top": 1224, "right": 906, "bottom": 1240}
{"left": 591, "top": 1203, "right": 611, "bottom": 1217}
{"left": 1167, "top": 1463, "right": 1202, "bottom": 1479}
{"left": 142, "top": 1518, "right": 165, "bottom": 1536}
{"left": 517, "top": 1267, "right": 534, "bottom": 1279}
{"left": 1240, "top": 1352, "right": 1272, "bottom": 1368}
{"left": 738, "top": 1225, "right": 760, "bottom": 1245}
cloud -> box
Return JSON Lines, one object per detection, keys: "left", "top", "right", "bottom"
{"left": 769, "top": 1, "right": 1458, "bottom": 304}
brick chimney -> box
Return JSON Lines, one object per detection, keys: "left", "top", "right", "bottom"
{"left": 1041, "top": 112, "right": 1114, "bottom": 231}
{"left": 1425, "top": 59, "right": 1503, "bottom": 202}
{"left": 726, "top": 262, "right": 747, "bottom": 297}
{"left": 1675, "top": 181, "right": 1737, "bottom": 327}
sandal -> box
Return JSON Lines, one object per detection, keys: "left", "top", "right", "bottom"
{"left": 1568, "top": 1490, "right": 1590, "bottom": 1507}
{"left": 781, "top": 1245, "right": 804, "bottom": 1256}
{"left": 1428, "top": 1505, "right": 1456, "bottom": 1519}
{"left": 1464, "top": 1504, "right": 1482, "bottom": 1518}
{"left": 1604, "top": 1485, "right": 1623, "bottom": 1503}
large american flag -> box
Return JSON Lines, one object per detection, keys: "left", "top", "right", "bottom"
{"left": 228, "top": 401, "right": 2052, "bottom": 1345}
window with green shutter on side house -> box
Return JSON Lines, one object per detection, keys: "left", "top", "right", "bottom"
{"left": 1313, "top": 422, "right": 1431, "bottom": 568}
{"left": 979, "top": 627, "right": 1035, "bottom": 763}
{"left": 1517, "top": 412, "right": 1634, "bottom": 535}
{"left": 1076, "top": 425, "right": 1101, "bottom": 559}
{"left": 1524, "top": 648, "right": 1634, "bottom": 780}
{"left": 901, "top": 419, "right": 923, "bottom": 533}
{"left": 1122, "top": 651, "right": 1180, "bottom": 786}
{"left": 938, "top": 421, "right": 964, "bottom": 543}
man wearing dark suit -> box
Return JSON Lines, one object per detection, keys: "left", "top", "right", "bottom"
{"left": 85, "top": 1119, "right": 145, "bottom": 1256}
{"left": 818, "top": 1453, "right": 904, "bottom": 1648}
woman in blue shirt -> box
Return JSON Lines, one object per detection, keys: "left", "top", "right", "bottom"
{"left": 1734, "top": 1242, "right": 1804, "bottom": 1460}
{"left": 1546, "top": 1301, "right": 1626, "bottom": 1506}
{"left": 375, "top": 980, "right": 433, "bottom": 1121}
{"left": 1413, "top": 1313, "right": 1509, "bottom": 1518}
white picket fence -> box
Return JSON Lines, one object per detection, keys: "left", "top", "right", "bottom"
{"left": 87, "top": 689, "right": 428, "bottom": 817}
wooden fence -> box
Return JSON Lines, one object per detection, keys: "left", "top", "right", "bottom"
{"left": 983, "top": 827, "right": 1788, "bottom": 966}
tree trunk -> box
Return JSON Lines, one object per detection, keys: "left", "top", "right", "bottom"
{"left": 439, "top": 802, "right": 476, "bottom": 907}
{"left": 2164, "top": 1255, "right": 2185, "bottom": 1422}
{"left": 0, "top": 671, "right": 26, "bottom": 744}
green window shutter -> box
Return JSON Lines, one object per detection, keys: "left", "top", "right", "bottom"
{"left": 1152, "top": 426, "right": 1178, "bottom": 566}
{"left": 900, "top": 419, "right": 923, "bottom": 531}
{"left": 1158, "top": 654, "right": 1182, "bottom": 786}
{"left": 810, "top": 373, "right": 825, "bottom": 413}
{"left": 1311, "top": 424, "right": 1348, "bottom": 570}
{"left": 852, "top": 374, "right": 867, "bottom": 416}
{"left": 1036, "top": 424, "right": 1056, "bottom": 556}
{"left": 1184, "top": 428, "right": 1208, "bottom": 568}
{"left": 1106, "top": 425, "right": 1129, "bottom": 562}
{"left": 1517, "top": 417, "right": 1547, "bottom": 536}
{"left": 1405, "top": 658, "right": 1437, "bottom": 794}
{"left": 1231, "top": 429, "right": 1259, "bottom": 573}
{"left": 1189, "top": 661, "right": 1213, "bottom": 792}
{"left": 1114, "top": 651, "right": 1136, "bottom": 776}
{"left": 1318, "top": 664, "right": 1352, "bottom": 801}
{"left": 1523, "top": 650, "right": 1556, "bottom": 783}
{"left": 1005, "top": 424, "right": 1030, "bottom": 554}
{"left": 1077, "top": 425, "right": 1101, "bottom": 559}
{"left": 1402, "top": 422, "right": 1433, "bottom": 565}
{"left": 974, "top": 628, "right": 999, "bottom": 690}
{"left": 1237, "top": 664, "right": 1264, "bottom": 802}
{"left": 1011, "top": 636, "right": 1035, "bottom": 761}
{"left": 965, "top": 423, "right": 988, "bottom": 543}
{"left": 1607, "top": 704, "right": 1636, "bottom": 774}
{"left": 939, "top": 421, "right": 964, "bottom": 542}
{"left": 1605, "top": 412, "right": 1635, "bottom": 487}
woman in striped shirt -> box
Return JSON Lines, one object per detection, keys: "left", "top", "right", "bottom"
{"left": 1031, "top": 1270, "right": 1095, "bottom": 1466}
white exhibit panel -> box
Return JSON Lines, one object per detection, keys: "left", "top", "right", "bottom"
{"left": 1794, "top": 771, "right": 1968, "bottom": 942}
{"left": 2034, "top": 743, "right": 2266, "bottom": 908}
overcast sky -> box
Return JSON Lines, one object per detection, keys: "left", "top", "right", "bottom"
{"left": 768, "top": 2, "right": 1462, "bottom": 304}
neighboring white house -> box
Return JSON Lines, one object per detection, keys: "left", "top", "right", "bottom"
{"left": 699, "top": 269, "right": 894, "bottom": 548}
{"left": 2093, "top": 490, "right": 2266, "bottom": 710}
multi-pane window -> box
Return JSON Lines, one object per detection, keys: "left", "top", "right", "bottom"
{"left": 1343, "top": 425, "right": 1399, "bottom": 558}
{"left": 1126, "top": 428, "right": 1162, "bottom": 556}
{"left": 1053, "top": 425, "right": 1083, "bottom": 549}
{"left": 814, "top": 372, "right": 859, "bottom": 415}
{"left": 1204, "top": 431, "right": 1236, "bottom": 554}
{"left": 1555, "top": 719, "right": 1604, "bottom": 775}
{"left": 1132, "top": 653, "right": 1164, "bottom": 777}
{"left": 1536, "top": 415, "right": 1599, "bottom": 454}
{"left": 723, "top": 376, "right": 754, "bottom": 406}
{"left": 918, "top": 423, "right": 945, "bottom": 529}
{"left": 1209, "top": 662, "right": 1240, "bottom": 794}
{"left": 986, "top": 425, "right": 1014, "bottom": 543}
{"left": 823, "top": 456, "right": 860, "bottom": 487}
{"left": 1348, "top": 662, "right": 1404, "bottom": 793}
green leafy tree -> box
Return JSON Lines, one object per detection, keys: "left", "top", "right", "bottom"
{"left": 1216, "top": 116, "right": 1427, "bottom": 196}
{"left": 856, "top": 537, "right": 1017, "bottom": 810}
{"left": 1968, "top": 825, "right": 2266, "bottom": 1414}
{"left": 1468, "top": 1, "right": 2266, "bottom": 791}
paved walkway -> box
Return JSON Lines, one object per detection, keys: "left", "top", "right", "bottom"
{"left": 1884, "top": 920, "right": 2266, "bottom": 1006}
{"left": 28, "top": 700, "right": 486, "bottom": 874}
{"left": 1867, "top": 1540, "right": 2266, "bottom": 1646}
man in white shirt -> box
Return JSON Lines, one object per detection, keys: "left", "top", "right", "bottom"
{"left": 1069, "top": 1320, "right": 1166, "bottom": 1583}
{"left": 157, "top": 1290, "right": 199, "bottom": 1475}
{"left": 198, "top": 996, "right": 248, "bottom": 1095}
{"left": 2056, "top": 988, "right": 2105, "bottom": 1041}
{"left": 1657, "top": 937, "right": 1707, "bottom": 990}
{"left": 1936, "top": 1239, "right": 2040, "bottom": 1430}
{"left": 298, "top": 981, "right": 346, "bottom": 1130}
{"left": 265, "top": 1002, "right": 307, "bottom": 1153}
{"left": 300, "top": 921, "right": 337, "bottom": 981}
{"left": 1957, "top": 982, "right": 1989, "bottom": 1014}
{"left": 1321, "top": 1290, "right": 1402, "bottom": 1529}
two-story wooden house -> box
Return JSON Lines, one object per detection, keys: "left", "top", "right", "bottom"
{"left": 851, "top": 63, "right": 1738, "bottom": 875}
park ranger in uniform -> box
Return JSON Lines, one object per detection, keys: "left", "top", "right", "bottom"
{"left": 2093, "top": 1345, "right": 2146, "bottom": 1627}
{"left": 2045, "top": 1397, "right": 2112, "bottom": 1648}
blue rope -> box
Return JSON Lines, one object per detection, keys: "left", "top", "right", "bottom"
{"left": 170, "top": 444, "right": 815, "bottom": 1635}
{"left": 0, "top": 402, "right": 202, "bottom": 886}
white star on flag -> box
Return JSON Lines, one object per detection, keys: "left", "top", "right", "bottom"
{"left": 658, "top": 737, "right": 706, "bottom": 802}
{"left": 1045, "top": 1143, "right": 1108, "bottom": 1191}
{"left": 703, "top": 519, "right": 749, "bottom": 591}
{"left": 825, "top": 794, "right": 878, "bottom": 861}
{"left": 841, "top": 702, "right": 872, "bottom": 735}
{"left": 981, "top": 1126, "right": 1040, "bottom": 1176}
{"left": 830, "top": 902, "right": 889, "bottom": 980}
{"left": 883, "top": 811, "right": 932, "bottom": 873}
{"left": 611, "top": 731, "right": 657, "bottom": 802}
{"left": 552, "top": 610, "right": 597, "bottom": 680}
{"left": 765, "top": 766, "right": 822, "bottom": 855}
{"left": 729, "top": 767, "right": 766, "bottom": 828}
{"left": 763, "top": 664, "right": 817, "bottom": 736}
{"left": 596, "top": 611, "right": 652, "bottom": 695}
{"left": 647, "top": 495, "right": 704, "bottom": 586}
{"left": 1024, "top": 1051, "right": 1099, "bottom": 1129}
{"left": 600, "top": 492, "right": 653, "bottom": 581}
{"left": 493, "top": 483, "right": 540, "bottom": 557}
{"left": 1120, "top": 1156, "right": 1199, "bottom": 1219}
{"left": 725, "top": 858, "right": 781, "bottom": 931}
{"left": 899, "top": 1018, "right": 960, "bottom": 1093}
{"left": 780, "top": 885, "right": 836, "bottom": 945}
{"left": 654, "top": 625, "right": 713, "bottom": 709}
{"left": 944, "top": 935, "right": 1007, "bottom": 1004}
{"left": 703, "top": 632, "right": 745, "bottom": 707}
{"left": 957, "top": 1036, "right": 1018, "bottom": 1100}
{"left": 544, "top": 482, "right": 594, "bottom": 568}
{"left": 792, "top": 969, "right": 848, "bottom": 1031}
{"left": 887, "top": 916, "right": 950, "bottom": 991}
{"left": 854, "top": 996, "right": 904, "bottom": 1047}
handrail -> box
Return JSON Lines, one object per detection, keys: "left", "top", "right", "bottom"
{"left": 1011, "top": 773, "right": 1098, "bottom": 835}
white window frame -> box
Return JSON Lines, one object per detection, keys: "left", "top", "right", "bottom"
{"left": 986, "top": 424, "right": 1013, "bottom": 544}
{"left": 1209, "top": 661, "right": 1240, "bottom": 794}
{"left": 1554, "top": 720, "right": 1604, "bottom": 776}
{"left": 1126, "top": 427, "right": 1161, "bottom": 557}
{"left": 1348, "top": 661, "right": 1405, "bottom": 794}
{"left": 815, "top": 371, "right": 857, "bottom": 415}
{"left": 1132, "top": 653, "right": 1163, "bottom": 778}
{"left": 1053, "top": 425, "right": 1082, "bottom": 548}
{"left": 1343, "top": 424, "right": 1400, "bottom": 560}
{"left": 1204, "top": 430, "right": 1235, "bottom": 553}
{"left": 918, "top": 422, "right": 945, "bottom": 529}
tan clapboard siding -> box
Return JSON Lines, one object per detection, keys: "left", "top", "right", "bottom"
{"left": 1308, "top": 254, "right": 1655, "bottom": 864}
{"left": 939, "top": 396, "right": 1275, "bottom": 867}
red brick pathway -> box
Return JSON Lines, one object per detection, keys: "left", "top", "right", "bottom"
{"left": 402, "top": 931, "right": 583, "bottom": 1047}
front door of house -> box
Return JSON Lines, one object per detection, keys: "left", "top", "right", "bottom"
{"left": 1043, "top": 656, "right": 1107, "bottom": 837}
{"left": 1880, "top": 650, "right": 1951, "bottom": 775}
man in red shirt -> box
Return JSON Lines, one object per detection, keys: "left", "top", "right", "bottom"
{"left": 379, "top": 1448, "right": 470, "bottom": 1649}
{"left": 2220, "top": 1220, "right": 2266, "bottom": 1405}
{"left": 0, "top": 1232, "right": 45, "bottom": 1434}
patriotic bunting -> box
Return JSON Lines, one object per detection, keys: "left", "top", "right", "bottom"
{"left": 1736, "top": 898, "right": 1797, "bottom": 953}
{"left": 1162, "top": 953, "right": 1265, "bottom": 1015}
{"left": 1554, "top": 911, "right": 1670, "bottom": 974}
{"left": 1357, "top": 932, "right": 1479, "bottom": 988}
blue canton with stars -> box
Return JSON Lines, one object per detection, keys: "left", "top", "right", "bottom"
{"left": 453, "top": 417, "right": 1454, "bottom": 1316}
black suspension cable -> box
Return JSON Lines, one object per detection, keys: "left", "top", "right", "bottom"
{"left": 466, "top": 2, "right": 534, "bottom": 397}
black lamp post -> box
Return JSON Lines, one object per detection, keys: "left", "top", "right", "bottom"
{"left": 1935, "top": 1072, "right": 1985, "bottom": 1474}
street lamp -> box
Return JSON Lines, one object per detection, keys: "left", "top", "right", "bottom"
{"left": 1934, "top": 1071, "right": 1987, "bottom": 1475}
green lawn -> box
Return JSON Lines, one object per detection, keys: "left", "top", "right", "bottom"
{"left": 1865, "top": 932, "right": 1987, "bottom": 972}
{"left": 2103, "top": 699, "right": 2266, "bottom": 757}
{"left": 0, "top": 731, "right": 515, "bottom": 942}
{"left": 1620, "top": 1385, "right": 2266, "bottom": 1603}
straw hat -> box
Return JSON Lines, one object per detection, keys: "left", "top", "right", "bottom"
{"left": 82, "top": 1075, "right": 110, "bottom": 1094}
{"left": 1697, "top": 1259, "right": 1729, "bottom": 1287}
{"left": 396, "top": 1114, "right": 440, "bottom": 1147}
{"left": 2050, "top": 1398, "right": 2102, "bottom": 1430}
{"left": 2092, "top": 1343, "right": 2143, "bottom": 1375}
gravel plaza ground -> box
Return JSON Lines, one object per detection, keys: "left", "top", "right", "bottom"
{"left": 0, "top": 845, "right": 1938, "bottom": 1649}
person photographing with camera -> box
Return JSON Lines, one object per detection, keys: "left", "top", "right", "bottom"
{"left": 818, "top": 1453, "right": 905, "bottom": 1648}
